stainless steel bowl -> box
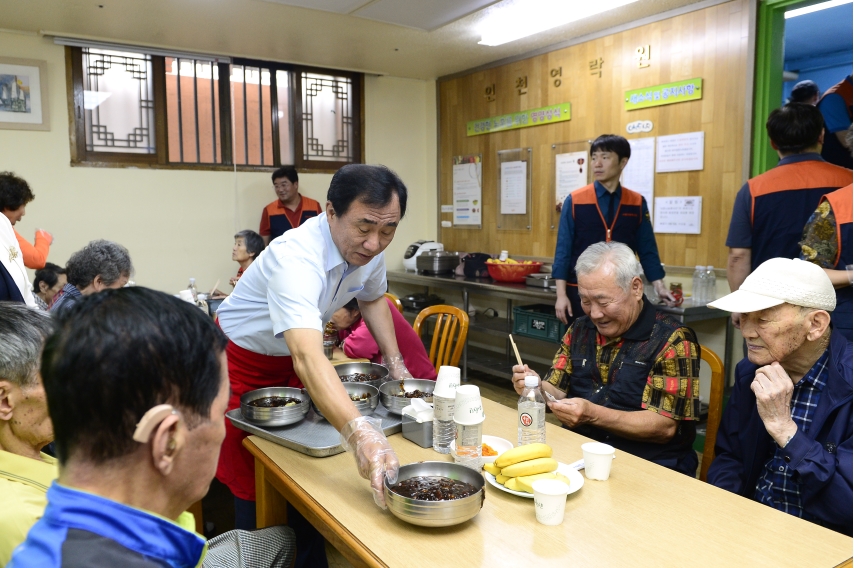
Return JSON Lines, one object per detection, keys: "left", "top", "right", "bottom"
{"left": 385, "top": 462, "right": 485, "bottom": 527}
{"left": 334, "top": 362, "right": 389, "bottom": 390}
{"left": 240, "top": 387, "right": 310, "bottom": 427}
{"left": 312, "top": 383, "right": 379, "bottom": 419}
{"left": 379, "top": 379, "right": 435, "bottom": 415}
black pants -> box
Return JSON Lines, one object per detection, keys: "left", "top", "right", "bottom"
{"left": 234, "top": 497, "right": 328, "bottom": 568}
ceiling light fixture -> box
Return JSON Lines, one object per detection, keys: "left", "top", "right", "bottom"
{"left": 478, "top": 0, "right": 641, "bottom": 46}
{"left": 785, "top": 0, "right": 852, "bottom": 19}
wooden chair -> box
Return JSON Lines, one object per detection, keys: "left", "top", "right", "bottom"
{"left": 412, "top": 305, "right": 470, "bottom": 372}
{"left": 700, "top": 346, "right": 726, "bottom": 482}
{"left": 384, "top": 292, "right": 404, "bottom": 313}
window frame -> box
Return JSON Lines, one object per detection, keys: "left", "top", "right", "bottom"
{"left": 65, "top": 46, "right": 364, "bottom": 173}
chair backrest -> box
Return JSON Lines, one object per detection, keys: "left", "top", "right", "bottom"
{"left": 412, "top": 305, "right": 470, "bottom": 371}
{"left": 384, "top": 292, "right": 404, "bottom": 313}
{"left": 700, "top": 346, "right": 725, "bottom": 482}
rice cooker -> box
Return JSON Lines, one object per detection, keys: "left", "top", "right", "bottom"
{"left": 403, "top": 240, "right": 444, "bottom": 271}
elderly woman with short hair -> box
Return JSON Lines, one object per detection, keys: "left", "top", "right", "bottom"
{"left": 32, "top": 263, "right": 66, "bottom": 312}
{"left": 212, "top": 230, "right": 266, "bottom": 298}
{"left": 0, "top": 303, "right": 56, "bottom": 565}
{"left": 50, "top": 239, "right": 133, "bottom": 315}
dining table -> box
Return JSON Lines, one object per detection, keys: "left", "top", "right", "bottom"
{"left": 244, "top": 398, "right": 853, "bottom": 568}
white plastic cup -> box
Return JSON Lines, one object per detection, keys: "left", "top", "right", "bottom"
{"left": 453, "top": 385, "right": 485, "bottom": 425}
{"left": 532, "top": 479, "right": 569, "bottom": 525}
{"left": 434, "top": 366, "right": 461, "bottom": 399}
{"left": 581, "top": 442, "right": 615, "bottom": 481}
{"left": 177, "top": 290, "right": 195, "bottom": 303}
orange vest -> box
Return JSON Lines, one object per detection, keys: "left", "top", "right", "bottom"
{"left": 747, "top": 159, "right": 851, "bottom": 270}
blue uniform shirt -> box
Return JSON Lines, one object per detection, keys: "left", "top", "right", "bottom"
{"left": 725, "top": 153, "right": 825, "bottom": 248}
{"left": 553, "top": 181, "right": 665, "bottom": 282}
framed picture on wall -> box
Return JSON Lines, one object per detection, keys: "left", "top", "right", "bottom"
{"left": 0, "top": 57, "right": 49, "bottom": 131}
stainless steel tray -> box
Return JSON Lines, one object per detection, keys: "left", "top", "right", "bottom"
{"left": 227, "top": 403, "right": 403, "bottom": 458}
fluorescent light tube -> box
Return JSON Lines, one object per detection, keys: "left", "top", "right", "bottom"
{"left": 785, "top": 0, "right": 852, "bottom": 19}
{"left": 478, "top": 0, "right": 641, "bottom": 46}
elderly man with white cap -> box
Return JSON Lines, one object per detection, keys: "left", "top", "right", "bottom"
{"left": 707, "top": 258, "right": 852, "bottom": 535}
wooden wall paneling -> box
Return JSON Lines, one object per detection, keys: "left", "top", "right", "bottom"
{"left": 437, "top": 0, "right": 749, "bottom": 269}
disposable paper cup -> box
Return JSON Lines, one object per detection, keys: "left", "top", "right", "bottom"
{"left": 532, "top": 479, "right": 569, "bottom": 525}
{"left": 453, "top": 385, "right": 485, "bottom": 425}
{"left": 178, "top": 290, "right": 195, "bottom": 303}
{"left": 434, "top": 366, "right": 461, "bottom": 398}
{"left": 582, "top": 442, "right": 615, "bottom": 481}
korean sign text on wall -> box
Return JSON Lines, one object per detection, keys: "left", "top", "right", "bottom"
{"left": 466, "top": 103, "right": 570, "bottom": 136}
{"left": 624, "top": 78, "right": 703, "bottom": 110}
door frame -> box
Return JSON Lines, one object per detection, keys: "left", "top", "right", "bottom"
{"left": 752, "top": 0, "right": 830, "bottom": 176}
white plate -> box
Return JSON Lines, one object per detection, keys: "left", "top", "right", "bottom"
{"left": 450, "top": 435, "right": 514, "bottom": 464}
{"left": 484, "top": 462, "right": 584, "bottom": 498}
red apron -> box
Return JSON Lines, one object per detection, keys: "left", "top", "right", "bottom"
{"left": 216, "top": 339, "right": 301, "bottom": 501}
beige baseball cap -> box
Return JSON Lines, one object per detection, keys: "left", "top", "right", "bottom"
{"left": 708, "top": 258, "right": 836, "bottom": 313}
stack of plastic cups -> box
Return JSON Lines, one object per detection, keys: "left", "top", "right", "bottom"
{"left": 453, "top": 385, "right": 485, "bottom": 471}
{"left": 432, "top": 366, "right": 461, "bottom": 454}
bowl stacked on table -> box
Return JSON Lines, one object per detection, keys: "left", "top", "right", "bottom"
{"left": 384, "top": 462, "right": 485, "bottom": 527}
{"left": 312, "top": 382, "right": 379, "bottom": 419}
{"left": 240, "top": 387, "right": 311, "bottom": 427}
{"left": 334, "top": 362, "right": 389, "bottom": 390}
{"left": 485, "top": 259, "right": 543, "bottom": 283}
{"left": 379, "top": 379, "right": 435, "bottom": 415}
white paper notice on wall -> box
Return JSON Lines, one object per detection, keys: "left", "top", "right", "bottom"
{"left": 554, "top": 152, "right": 588, "bottom": 209}
{"left": 441, "top": 205, "right": 454, "bottom": 213}
{"left": 653, "top": 197, "right": 702, "bottom": 234}
{"left": 500, "top": 161, "right": 527, "bottom": 215}
{"left": 656, "top": 131, "right": 704, "bottom": 173}
{"left": 452, "top": 161, "right": 482, "bottom": 225}
{"left": 620, "top": 137, "right": 655, "bottom": 219}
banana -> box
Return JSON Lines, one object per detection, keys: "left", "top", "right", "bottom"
{"left": 515, "top": 472, "right": 571, "bottom": 494}
{"left": 496, "top": 474, "right": 509, "bottom": 484}
{"left": 494, "top": 443, "right": 552, "bottom": 469}
{"left": 500, "top": 457, "right": 558, "bottom": 478}
{"left": 483, "top": 463, "right": 501, "bottom": 476}
{"left": 504, "top": 477, "right": 521, "bottom": 491}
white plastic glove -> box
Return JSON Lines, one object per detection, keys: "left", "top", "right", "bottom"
{"left": 339, "top": 416, "right": 400, "bottom": 509}
{"left": 382, "top": 353, "right": 413, "bottom": 381}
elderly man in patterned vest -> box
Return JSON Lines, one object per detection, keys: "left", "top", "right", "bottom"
{"left": 512, "top": 241, "right": 701, "bottom": 476}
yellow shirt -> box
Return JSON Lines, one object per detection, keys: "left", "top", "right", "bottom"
{"left": 0, "top": 450, "right": 58, "bottom": 566}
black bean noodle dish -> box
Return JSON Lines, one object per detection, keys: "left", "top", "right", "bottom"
{"left": 340, "top": 372, "right": 380, "bottom": 383}
{"left": 389, "top": 476, "right": 478, "bottom": 501}
{"left": 248, "top": 396, "right": 302, "bottom": 408}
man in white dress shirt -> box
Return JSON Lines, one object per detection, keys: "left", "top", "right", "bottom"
{"left": 215, "top": 165, "right": 410, "bottom": 564}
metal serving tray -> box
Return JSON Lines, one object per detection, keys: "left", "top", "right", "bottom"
{"left": 226, "top": 403, "right": 403, "bottom": 458}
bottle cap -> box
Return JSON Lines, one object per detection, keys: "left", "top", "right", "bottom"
{"left": 706, "top": 265, "right": 714, "bottom": 270}
{"left": 524, "top": 375, "right": 539, "bottom": 388}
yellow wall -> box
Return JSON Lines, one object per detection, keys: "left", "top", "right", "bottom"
{"left": 0, "top": 30, "right": 437, "bottom": 294}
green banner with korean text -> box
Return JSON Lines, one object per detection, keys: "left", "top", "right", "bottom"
{"left": 624, "top": 78, "right": 703, "bottom": 111}
{"left": 466, "top": 103, "right": 570, "bottom": 136}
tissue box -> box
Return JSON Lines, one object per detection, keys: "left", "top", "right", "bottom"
{"left": 402, "top": 414, "right": 433, "bottom": 448}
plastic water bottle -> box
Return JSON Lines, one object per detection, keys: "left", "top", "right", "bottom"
{"left": 705, "top": 266, "right": 717, "bottom": 302}
{"left": 432, "top": 392, "right": 456, "bottom": 454}
{"left": 453, "top": 384, "right": 484, "bottom": 470}
{"left": 187, "top": 278, "right": 198, "bottom": 302}
{"left": 454, "top": 421, "right": 483, "bottom": 470}
{"left": 692, "top": 266, "right": 704, "bottom": 305}
{"left": 518, "top": 375, "right": 546, "bottom": 446}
